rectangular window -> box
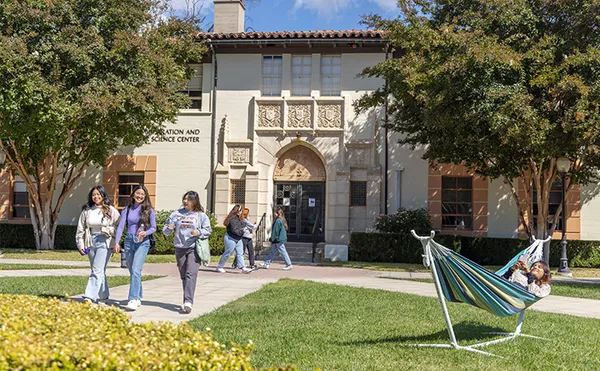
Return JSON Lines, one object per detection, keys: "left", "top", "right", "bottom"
{"left": 350, "top": 181, "right": 367, "bottom": 206}
{"left": 321, "top": 55, "right": 341, "bottom": 96}
{"left": 118, "top": 173, "right": 145, "bottom": 208}
{"left": 230, "top": 179, "right": 246, "bottom": 205}
{"left": 12, "top": 176, "right": 30, "bottom": 218}
{"left": 262, "top": 56, "right": 282, "bottom": 96}
{"left": 441, "top": 177, "right": 473, "bottom": 229}
{"left": 180, "top": 64, "right": 202, "bottom": 109}
{"left": 533, "top": 178, "right": 563, "bottom": 231}
{"left": 292, "top": 56, "right": 312, "bottom": 96}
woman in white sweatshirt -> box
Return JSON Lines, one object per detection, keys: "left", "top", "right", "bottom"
{"left": 76, "top": 186, "right": 120, "bottom": 304}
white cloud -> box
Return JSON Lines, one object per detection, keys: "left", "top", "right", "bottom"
{"left": 292, "top": 0, "right": 397, "bottom": 15}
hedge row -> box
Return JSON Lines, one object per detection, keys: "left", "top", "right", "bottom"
{"left": 349, "top": 232, "right": 600, "bottom": 268}
{"left": 0, "top": 223, "right": 227, "bottom": 256}
{"left": 0, "top": 294, "right": 258, "bottom": 370}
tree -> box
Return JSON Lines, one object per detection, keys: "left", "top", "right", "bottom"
{"left": 0, "top": 0, "right": 206, "bottom": 249}
{"left": 356, "top": 0, "right": 600, "bottom": 257}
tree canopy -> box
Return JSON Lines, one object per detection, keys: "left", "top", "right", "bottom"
{"left": 356, "top": 0, "right": 600, "bottom": 242}
{"left": 0, "top": 0, "right": 206, "bottom": 249}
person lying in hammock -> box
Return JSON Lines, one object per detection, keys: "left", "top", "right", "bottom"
{"left": 502, "top": 260, "right": 552, "bottom": 298}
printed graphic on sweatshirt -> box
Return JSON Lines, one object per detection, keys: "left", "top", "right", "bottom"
{"left": 179, "top": 214, "right": 198, "bottom": 230}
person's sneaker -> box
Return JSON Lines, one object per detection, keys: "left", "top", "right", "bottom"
{"left": 260, "top": 263, "right": 270, "bottom": 269}
{"left": 97, "top": 298, "right": 109, "bottom": 306}
{"left": 83, "top": 298, "right": 93, "bottom": 304}
{"left": 216, "top": 267, "right": 226, "bottom": 273}
{"left": 183, "top": 302, "right": 193, "bottom": 313}
{"left": 231, "top": 263, "right": 237, "bottom": 269}
{"left": 282, "top": 265, "right": 293, "bottom": 271}
{"left": 241, "top": 267, "right": 252, "bottom": 274}
{"left": 125, "top": 300, "right": 140, "bottom": 311}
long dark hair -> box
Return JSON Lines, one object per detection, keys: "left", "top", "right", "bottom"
{"left": 223, "top": 205, "right": 240, "bottom": 227}
{"left": 532, "top": 260, "right": 552, "bottom": 285}
{"left": 275, "top": 207, "right": 288, "bottom": 231}
{"left": 128, "top": 185, "right": 153, "bottom": 226}
{"left": 82, "top": 185, "right": 111, "bottom": 220}
{"left": 183, "top": 191, "right": 204, "bottom": 212}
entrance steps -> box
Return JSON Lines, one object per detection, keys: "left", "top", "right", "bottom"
{"left": 256, "top": 242, "right": 324, "bottom": 263}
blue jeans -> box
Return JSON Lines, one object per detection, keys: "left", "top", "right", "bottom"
{"left": 124, "top": 233, "right": 150, "bottom": 301}
{"left": 265, "top": 242, "right": 292, "bottom": 266}
{"left": 83, "top": 233, "right": 112, "bottom": 301}
{"left": 218, "top": 233, "right": 245, "bottom": 269}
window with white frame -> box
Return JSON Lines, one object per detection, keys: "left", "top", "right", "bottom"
{"left": 321, "top": 55, "right": 341, "bottom": 96}
{"left": 12, "top": 176, "right": 31, "bottom": 218}
{"left": 181, "top": 64, "right": 202, "bottom": 109}
{"left": 292, "top": 56, "right": 312, "bottom": 96}
{"left": 262, "top": 56, "right": 282, "bottom": 96}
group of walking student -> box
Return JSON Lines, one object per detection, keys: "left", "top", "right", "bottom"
{"left": 75, "top": 185, "right": 293, "bottom": 314}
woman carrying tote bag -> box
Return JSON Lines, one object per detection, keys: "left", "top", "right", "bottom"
{"left": 163, "top": 191, "right": 212, "bottom": 313}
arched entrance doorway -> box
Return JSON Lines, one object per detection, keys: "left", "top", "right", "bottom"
{"left": 273, "top": 145, "right": 326, "bottom": 242}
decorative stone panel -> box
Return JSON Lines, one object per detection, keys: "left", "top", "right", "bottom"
{"left": 228, "top": 146, "right": 250, "bottom": 164}
{"left": 258, "top": 103, "right": 283, "bottom": 128}
{"left": 348, "top": 147, "right": 371, "bottom": 166}
{"left": 287, "top": 104, "right": 312, "bottom": 128}
{"left": 318, "top": 104, "right": 343, "bottom": 129}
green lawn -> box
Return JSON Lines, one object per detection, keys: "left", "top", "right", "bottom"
{"left": 0, "top": 263, "right": 88, "bottom": 270}
{"left": 321, "top": 261, "right": 600, "bottom": 278}
{"left": 380, "top": 277, "right": 600, "bottom": 300}
{"left": 189, "top": 279, "right": 600, "bottom": 370}
{"left": 0, "top": 249, "right": 177, "bottom": 263}
{"left": 0, "top": 275, "right": 163, "bottom": 298}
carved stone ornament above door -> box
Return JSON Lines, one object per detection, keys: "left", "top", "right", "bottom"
{"left": 258, "top": 103, "right": 283, "bottom": 128}
{"left": 317, "top": 104, "right": 343, "bottom": 129}
{"left": 287, "top": 104, "right": 312, "bottom": 128}
{"left": 274, "top": 146, "right": 326, "bottom": 181}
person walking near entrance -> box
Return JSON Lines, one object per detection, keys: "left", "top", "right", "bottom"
{"left": 114, "top": 185, "right": 156, "bottom": 311}
{"left": 163, "top": 191, "right": 212, "bottom": 313}
{"left": 232, "top": 208, "right": 259, "bottom": 270}
{"left": 76, "top": 186, "right": 121, "bottom": 304}
{"left": 261, "top": 207, "right": 293, "bottom": 270}
{"left": 216, "top": 205, "right": 252, "bottom": 274}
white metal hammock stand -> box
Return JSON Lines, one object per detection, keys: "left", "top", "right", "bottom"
{"left": 410, "top": 230, "right": 550, "bottom": 358}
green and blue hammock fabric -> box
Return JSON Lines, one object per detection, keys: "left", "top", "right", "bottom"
{"left": 410, "top": 231, "right": 550, "bottom": 356}
{"left": 423, "top": 236, "right": 546, "bottom": 318}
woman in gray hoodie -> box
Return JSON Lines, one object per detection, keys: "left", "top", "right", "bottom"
{"left": 163, "top": 191, "right": 212, "bottom": 313}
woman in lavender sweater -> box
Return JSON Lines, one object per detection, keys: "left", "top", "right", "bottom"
{"left": 114, "top": 185, "right": 157, "bottom": 311}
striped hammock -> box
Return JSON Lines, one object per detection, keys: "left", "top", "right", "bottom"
{"left": 423, "top": 238, "right": 546, "bottom": 318}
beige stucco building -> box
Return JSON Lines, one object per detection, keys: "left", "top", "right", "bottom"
{"left": 2, "top": 0, "right": 600, "bottom": 249}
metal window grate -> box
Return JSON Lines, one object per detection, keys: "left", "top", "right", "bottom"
{"left": 441, "top": 176, "right": 473, "bottom": 229}
{"left": 118, "top": 173, "right": 145, "bottom": 207}
{"left": 231, "top": 179, "right": 246, "bottom": 204}
{"left": 350, "top": 181, "right": 367, "bottom": 206}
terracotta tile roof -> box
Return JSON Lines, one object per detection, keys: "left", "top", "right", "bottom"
{"left": 199, "top": 29, "right": 387, "bottom": 41}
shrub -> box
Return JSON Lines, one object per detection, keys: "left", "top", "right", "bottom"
{"left": 374, "top": 207, "right": 432, "bottom": 235}
{"left": 0, "top": 294, "right": 257, "bottom": 370}
{"left": 349, "top": 232, "right": 600, "bottom": 268}
{"left": 0, "top": 224, "right": 77, "bottom": 250}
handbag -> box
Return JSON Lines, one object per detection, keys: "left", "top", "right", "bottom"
{"left": 126, "top": 206, "right": 156, "bottom": 250}
{"left": 195, "top": 212, "right": 211, "bottom": 266}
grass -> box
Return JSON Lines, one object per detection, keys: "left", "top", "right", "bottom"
{"left": 0, "top": 263, "right": 88, "bottom": 270}
{"left": 189, "top": 279, "right": 600, "bottom": 371}
{"left": 0, "top": 275, "right": 163, "bottom": 298}
{"left": 380, "top": 277, "right": 600, "bottom": 301}
{"left": 0, "top": 249, "right": 177, "bottom": 264}
{"left": 320, "top": 261, "right": 600, "bottom": 278}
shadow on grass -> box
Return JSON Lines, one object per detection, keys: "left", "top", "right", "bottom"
{"left": 339, "top": 322, "right": 506, "bottom": 346}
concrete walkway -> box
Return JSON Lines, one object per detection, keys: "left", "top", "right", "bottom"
{"left": 1, "top": 258, "right": 599, "bottom": 323}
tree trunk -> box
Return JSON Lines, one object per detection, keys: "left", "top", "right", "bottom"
{"left": 29, "top": 202, "right": 57, "bottom": 250}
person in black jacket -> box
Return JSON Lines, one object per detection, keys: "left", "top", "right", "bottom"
{"left": 216, "top": 205, "right": 252, "bottom": 274}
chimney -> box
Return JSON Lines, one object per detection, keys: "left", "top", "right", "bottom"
{"left": 213, "top": 0, "right": 245, "bottom": 33}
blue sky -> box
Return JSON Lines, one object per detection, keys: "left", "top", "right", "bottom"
{"left": 175, "top": 0, "right": 400, "bottom": 32}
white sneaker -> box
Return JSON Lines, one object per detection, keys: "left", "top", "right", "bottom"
{"left": 183, "top": 302, "right": 193, "bottom": 313}
{"left": 125, "top": 300, "right": 140, "bottom": 311}
{"left": 216, "top": 267, "right": 226, "bottom": 273}
{"left": 241, "top": 267, "right": 252, "bottom": 274}
{"left": 260, "top": 263, "right": 270, "bottom": 269}
{"left": 282, "top": 265, "right": 293, "bottom": 271}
